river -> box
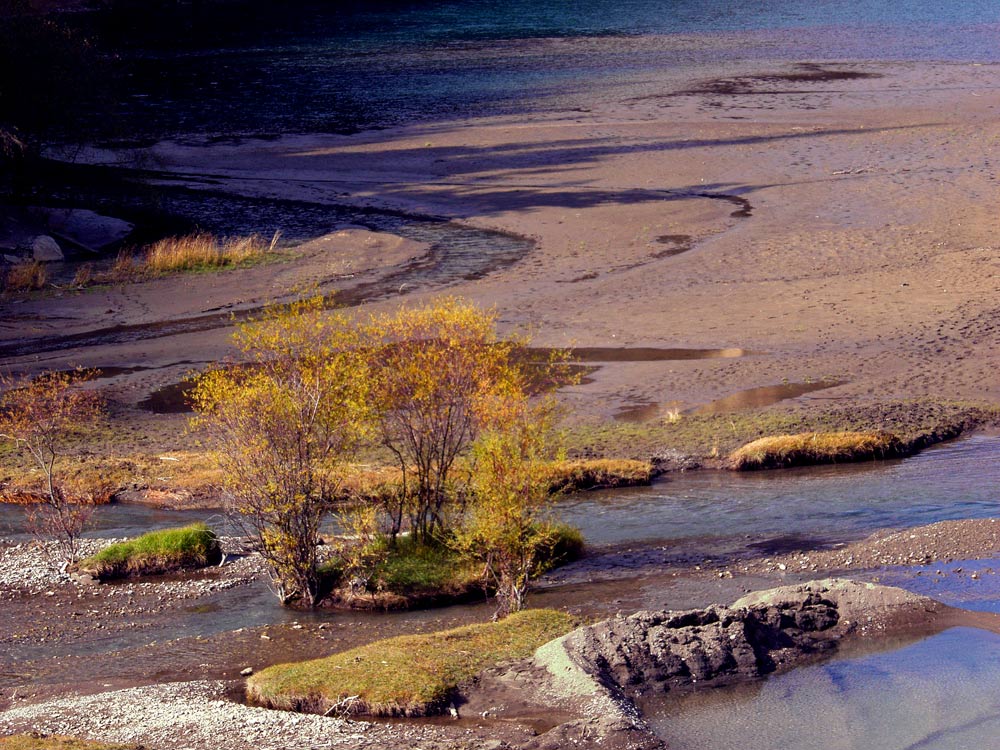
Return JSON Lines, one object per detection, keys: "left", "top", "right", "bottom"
{"left": 61, "top": 0, "right": 1000, "bottom": 140}
{"left": 4, "top": 435, "right": 998, "bottom": 545}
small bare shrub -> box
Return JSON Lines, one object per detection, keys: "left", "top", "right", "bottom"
{"left": 0, "top": 369, "right": 104, "bottom": 562}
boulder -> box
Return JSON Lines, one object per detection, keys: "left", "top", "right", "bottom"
{"left": 32, "top": 235, "right": 63, "bottom": 262}
{"left": 41, "top": 208, "right": 134, "bottom": 251}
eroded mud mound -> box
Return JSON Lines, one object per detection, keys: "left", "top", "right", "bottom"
{"left": 509, "top": 580, "right": 943, "bottom": 749}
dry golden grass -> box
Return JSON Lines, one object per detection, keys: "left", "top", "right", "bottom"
{"left": 0, "top": 460, "right": 129, "bottom": 505}
{"left": 729, "top": 431, "right": 903, "bottom": 470}
{"left": 71, "top": 262, "right": 95, "bottom": 287}
{"left": 0, "top": 736, "right": 137, "bottom": 750}
{"left": 247, "top": 608, "right": 574, "bottom": 716}
{"left": 141, "top": 232, "right": 273, "bottom": 273}
{"left": 544, "top": 458, "right": 653, "bottom": 492}
{"left": 0, "top": 451, "right": 223, "bottom": 508}
{"left": 67, "top": 232, "right": 279, "bottom": 289}
{"left": 3, "top": 261, "right": 48, "bottom": 292}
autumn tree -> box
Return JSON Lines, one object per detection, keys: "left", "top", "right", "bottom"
{"left": 452, "top": 397, "right": 560, "bottom": 619}
{"left": 365, "top": 298, "right": 527, "bottom": 543}
{"left": 0, "top": 369, "right": 103, "bottom": 564}
{"left": 190, "top": 297, "right": 370, "bottom": 607}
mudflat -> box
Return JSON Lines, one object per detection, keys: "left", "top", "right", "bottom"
{"left": 4, "top": 58, "right": 1000, "bottom": 442}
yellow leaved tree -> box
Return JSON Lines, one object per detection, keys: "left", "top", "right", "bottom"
{"left": 0, "top": 369, "right": 103, "bottom": 564}
{"left": 364, "top": 297, "right": 527, "bottom": 544}
{"left": 452, "top": 396, "right": 561, "bottom": 619}
{"left": 190, "top": 297, "right": 370, "bottom": 607}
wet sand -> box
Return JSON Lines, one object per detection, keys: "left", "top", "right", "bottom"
{"left": 3, "top": 58, "right": 998, "bottom": 437}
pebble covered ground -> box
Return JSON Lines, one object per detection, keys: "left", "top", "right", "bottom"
{"left": 0, "top": 681, "right": 510, "bottom": 750}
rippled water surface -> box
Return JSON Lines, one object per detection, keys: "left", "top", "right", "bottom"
{"left": 559, "top": 435, "right": 1000, "bottom": 546}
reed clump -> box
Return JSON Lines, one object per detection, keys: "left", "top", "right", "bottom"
{"left": 729, "top": 430, "right": 903, "bottom": 470}
{"left": 246, "top": 608, "right": 574, "bottom": 717}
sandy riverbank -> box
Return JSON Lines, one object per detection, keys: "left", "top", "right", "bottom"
{"left": 0, "top": 58, "right": 997, "bottom": 452}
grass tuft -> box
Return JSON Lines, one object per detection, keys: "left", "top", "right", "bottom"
{"left": 3, "top": 261, "right": 48, "bottom": 292}
{"left": 77, "top": 522, "right": 221, "bottom": 580}
{"left": 729, "top": 430, "right": 903, "bottom": 470}
{"left": 246, "top": 608, "right": 575, "bottom": 716}
{"left": 141, "top": 232, "right": 273, "bottom": 274}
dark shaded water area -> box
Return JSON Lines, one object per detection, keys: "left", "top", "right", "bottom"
{"left": 53, "top": 1, "right": 1000, "bottom": 141}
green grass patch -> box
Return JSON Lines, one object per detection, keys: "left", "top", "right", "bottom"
{"left": 729, "top": 431, "right": 903, "bottom": 470}
{"left": 77, "top": 522, "right": 221, "bottom": 580}
{"left": 374, "top": 537, "right": 478, "bottom": 595}
{"left": 323, "top": 536, "right": 487, "bottom": 609}
{"left": 0, "top": 736, "right": 137, "bottom": 750}
{"left": 246, "top": 608, "right": 575, "bottom": 716}
{"left": 324, "top": 524, "right": 583, "bottom": 609}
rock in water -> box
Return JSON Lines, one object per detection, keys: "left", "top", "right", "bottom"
{"left": 32, "top": 235, "right": 63, "bottom": 262}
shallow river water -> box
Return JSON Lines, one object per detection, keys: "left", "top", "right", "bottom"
{"left": 649, "top": 626, "right": 1000, "bottom": 750}
{"left": 4, "top": 440, "right": 1000, "bottom": 746}
{"left": 7, "top": 435, "right": 1000, "bottom": 545}
{"left": 4, "top": 435, "right": 998, "bottom": 546}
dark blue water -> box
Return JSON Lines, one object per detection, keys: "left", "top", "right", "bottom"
{"left": 79, "top": 0, "right": 1000, "bottom": 138}
{"left": 651, "top": 626, "right": 1000, "bottom": 749}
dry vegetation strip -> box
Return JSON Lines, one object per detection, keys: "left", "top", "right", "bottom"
{"left": 729, "top": 431, "right": 903, "bottom": 470}
{"left": 68, "top": 232, "right": 277, "bottom": 289}
{"left": 138, "top": 232, "right": 274, "bottom": 273}
{"left": 246, "top": 608, "right": 575, "bottom": 716}
{"left": 544, "top": 458, "right": 653, "bottom": 492}
{"left": 0, "top": 737, "right": 137, "bottom": 750}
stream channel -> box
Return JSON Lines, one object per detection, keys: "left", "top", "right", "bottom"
{"left": 3, "top": 435, "right": 1000, "bottom": 747}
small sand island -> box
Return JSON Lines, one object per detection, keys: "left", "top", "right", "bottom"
{"left": 3, "top": 1, "right": 1000, "bottom": 749}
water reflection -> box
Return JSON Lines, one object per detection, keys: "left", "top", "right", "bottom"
{"left": 649, "top": 626, "right": 1000, "bottom": 750}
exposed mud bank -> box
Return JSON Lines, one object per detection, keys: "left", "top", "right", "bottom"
{"left": 466, "top": 580, "right": 945, "bottom": 750}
